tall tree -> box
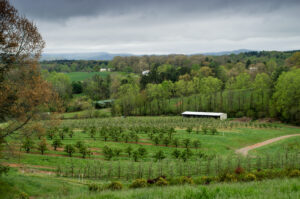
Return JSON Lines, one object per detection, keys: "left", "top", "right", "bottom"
{"left": 0, "top": 0, "right": 59, "bottom": 159}
{"left": 272, "top": 69, "right": 300, "bottom": 123}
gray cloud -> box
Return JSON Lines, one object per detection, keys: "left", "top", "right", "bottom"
{"left": 10, "top": 0, "right": 300, "bottom": 54}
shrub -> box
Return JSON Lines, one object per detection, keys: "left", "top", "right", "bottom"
{"left": 219, "top": 173, "right": 237, "bottom": 182}
{"left": 88, "top": 183, "right": 103, "bottom": 192}
{"left": 155, "top": 177, "right": 169, "bottom": 186}
{"left": 107, "top": 181, "right": 123, "bottom": 190}
{"left": 243, "top": 173, "right": 256, "bottom": 181}
{"left": 64, "top": 144, "right": 76, "bottom": 157}
{"left": 179, "top": 176, "right": 194, "bottom": 185}
{"left": 19, "top": 192, "right": 29, "bottom": 199}
{"left": 199, "top": 176, "right": 213, "bottom": 185}
{"left": 0, "top": 165, "right": 9, "bottom": 176}
{"left": 246, "top": 109, "right": 256, "bottom": 119}
{"left": 130, "top": 178, "right": 147, "bottom": 188}
{"left": 235, "top": 111, "right": 244, "bottom": 118}
{"left": 234, "top": 166, "right": 244, "bottom": 175}
{"left": 289, "top": 169, "right": 300, "bottom": 177}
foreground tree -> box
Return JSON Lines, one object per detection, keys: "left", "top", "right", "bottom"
{"left": 0, "top": 0, "right": 60, "bottom": 161}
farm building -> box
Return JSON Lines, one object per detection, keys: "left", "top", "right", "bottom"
{"left": 182, "top": 111, "right": 227, "bottom": 120}
{"left": 94, "top": 99, "right": 114, "bottom": 109}
{"left": 142, "top": 70, "right": 150, "bottom": 75}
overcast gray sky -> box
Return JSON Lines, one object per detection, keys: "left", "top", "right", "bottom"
{"left": 10, "top": 0, "right": 300, "bottom": 54}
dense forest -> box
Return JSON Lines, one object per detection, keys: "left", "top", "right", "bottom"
{"left": 43, "top": 51, "right": 300, "bottom": 124}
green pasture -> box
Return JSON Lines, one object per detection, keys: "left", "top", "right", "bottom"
{"left": 65, "top": 72, "right": 111, "bottom": 81}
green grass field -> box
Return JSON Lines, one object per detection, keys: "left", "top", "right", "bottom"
{"left": 64, "top": 72, "right": 111, "bottom": 81}
{"left": 2, "top": 169, "right": 300, "bottom": 199}
{"left": 1, "top": 116, "right": 300, "bottom": 198}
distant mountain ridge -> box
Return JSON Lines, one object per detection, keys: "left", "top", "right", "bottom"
{"left": 41, "top": 52, "right": 133, "bottom": 61}
{"left": 201, "top": 49, "right": 253, "bottom": 56}
{"left": 41, "top": 49, "right": 254, "bottom": 61}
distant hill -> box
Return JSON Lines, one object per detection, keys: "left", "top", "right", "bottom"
{"left": 41, "top": 52, "right": 133, "bottom": 61}
{"left": 41, "top": 49, "right": 254, "bottom": 61}
{"left": 201, "top": 49, "right": 253, "bottom": 56}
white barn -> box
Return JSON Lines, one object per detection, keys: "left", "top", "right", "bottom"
{"left": 142, "top": 70, "right": 150, "bottom": 75}
{"left": 182, "top": 111, "right": 227, "bottom": 120}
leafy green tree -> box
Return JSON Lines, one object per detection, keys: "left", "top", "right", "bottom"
{"left": 226, "top": 73, "right": 252, "bottom": 90}
{"left": 186, "top": 126, "right": 193, "bottom": 134}
{"left": 37, "top": 138, "right": 48, "bottom": 155}
{"left": 47, "top": 72, "right": 72, "bottom": 103}
{"left": 68, "top": 130, "right": 74, "bottom": 138}
{"left": 196, "top": 77, "right": 223, "bottom": 94}
{"left": 89, "top": 127, "right": 96, "bottom": 140}
{"left": 52, "top": 138, "right": 62, "bottom": 151}
{"left": 153, "top": 136, "right": 160, "bottom": 146}
{"left": 173, "top": 138, "right": 180, "bottom": 148}
{"left": 59, "top": 130, "right": 65, "bottom": 140}
{"left": 102, "top": 145, "right": 114, "bottom": 160}
{"left": 253, "top": 73, "right": 272, "bottom": 91}
{"left": 272, "top": 69, "right": 300, "bottom": 122}
{"left": 286, "top": 52, "right": 300, "bottom": 68}
{"left": 181, "top": 148, "right": 193, "bottom": 162}
{"left": 183, "top": 138, "right": 191, "bottom": 148}
{"left": 79, "top": 145, "right": 91, "bottom": 158}
{"left": 47, "top": 129, "right": 56, "bottom": 140}
{"left": 153, "top": 150, "right": 166, "bottom": 161}
{"left": 193, "top": 140, "right": 201, "bottom": 150}
{"left": 75, "top": 141, "right": 84, "bottom": 149}
{"left": 134, "top": 134, "right": 139, "bottom": 143}
{"left": 125, "top": 146, "right": 133, "bottom": 157}
{"left": 22, "top": 138, "right": 34, "bottom": 153}
{"left": 202, "top": 126, "right": 208, "bottom": 134}
{"left": 210, "top": 128, "right": 218, "bottom": 135}
{"left": 138, "top": 147, "right": 147, "bottom": 158}
{"left": 113, "top": 148, "right": 122, "bottom": 157}
{"left": 163, "top": 137, "right": 170, "bottom": 147}
{"left": 82, "top": 74, "right": 110, "bottom": 100}
{"left": 72, "top": 81, "right": 83, "bottom": 94}
{"left": 172, "top": 149, "right": 181, "bottom": 159}
{"left": 132, "top": 150, "right": 139, "bottom": 162}
{"left": 64, "top": 144, "right": 76, "bottom": 157}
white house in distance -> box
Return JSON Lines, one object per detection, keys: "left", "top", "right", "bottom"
{"left": 182, "top": 111, "right": 227, "bottom": 120}
{"left": 142, "top": 70, "right": 150, "bottom": 75}
{"left": 100, "top": 68, "right": 111, "bottom": 72}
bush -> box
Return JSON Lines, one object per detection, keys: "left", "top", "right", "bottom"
{"left": 246, "top": 109, "right": 256, "bottom": 119}
{"left": 234, "top": 166, "right": 244, "bottom": 175}
{"left": 243, "top": 173, "right": 256, "bottom": 181}
{"left": 0, "top": 165, "right": 9, "bottom": 176}
{"left": 199, "top": 176, "right": 213, "bottom": 185}
{"left": 289, "top": 169, "right": 300, "bottom": 177}
{"left": 19, "top": 192, "right": 29, "bottom": 199}
{"left": 88, "top": 183, "right": 103, "bottom": 192}
{"left": 218, "top": 173, "right": 237, "bottom": 182}
{"left": 179, "top": 176, "right": 194, "bottom": 185}
{"left": 155, "top": 177, "right": 169, "bottom": 186}
{"left": 130, "top": 178, "right": 147, "bottom": 188}
{"left": 107, "top": 181, "right": 123, "bottom": 190}
{"left": 235, "top": 111, "right": 244, "bottom": 118}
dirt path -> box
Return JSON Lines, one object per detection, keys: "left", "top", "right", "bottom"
{"left": 236, "top": 134, "right": 300, "bottom": 156}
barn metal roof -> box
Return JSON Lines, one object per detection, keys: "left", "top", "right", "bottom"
{"left": 181, "top": 111, "right": 226, "bottom": 116}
